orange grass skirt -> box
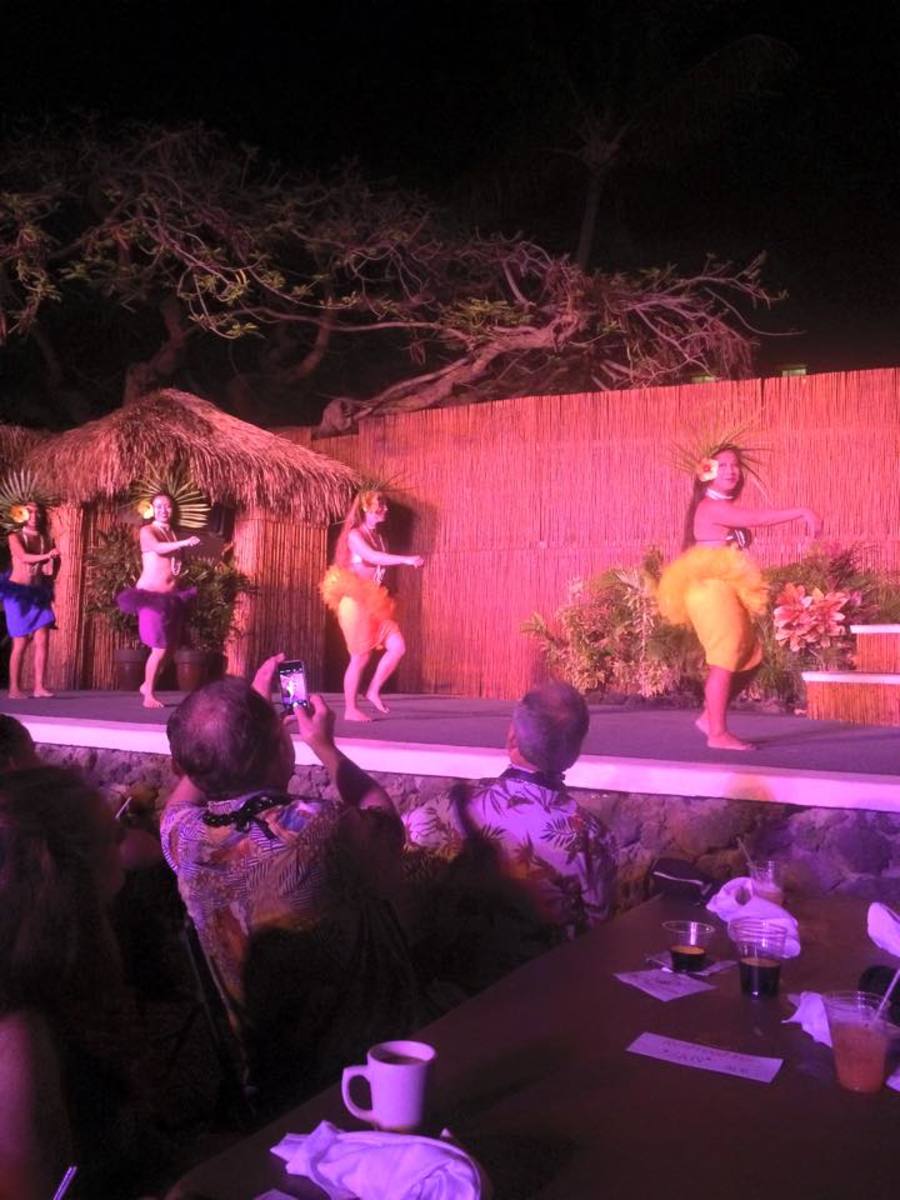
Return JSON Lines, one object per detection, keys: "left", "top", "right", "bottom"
{"left": 321, "top": 566, "right": 400, "bottom": 656}
{"left": 657, "top": 546, "right": 768, "bottom": 672}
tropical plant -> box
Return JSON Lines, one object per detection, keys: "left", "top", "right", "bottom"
{"left": 525, "top": 543, "right": 900, "bottom": 708}
{"left": 179, "top": 557, "right": 254, "bottom": 653}
{"left": 523, "top": 547, "right": 700, "bottom": 698}
{"left": 84, "top": 526, "right": 142, "bottom": 646}
{"left": 753, "top": 545, "right": 900, "bottom": 705}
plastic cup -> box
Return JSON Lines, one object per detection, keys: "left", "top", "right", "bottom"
{"left": 663, "top": 920, "right": 715, "bottom": 973}
{"left": 823, "top": 991, "right": 899, "bottom": 1094}
{"left": 730, "top": 918, "right": 787, "bottom": 997}
{"left": 749, "top": 859, "right": 784, "bottom": 905}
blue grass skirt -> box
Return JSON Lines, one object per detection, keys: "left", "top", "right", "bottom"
{"left": 0, "top": 573, "right": 56, "bottom": 638}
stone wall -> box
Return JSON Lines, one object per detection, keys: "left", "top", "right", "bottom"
{"left": 40, "top": 743, "right": 900, "bottom": 910}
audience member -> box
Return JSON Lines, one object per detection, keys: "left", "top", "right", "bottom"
{"left": 162, "top": 655, "right": 421, "bottom": 1111}
{"left": 0, "top": 767, "right": 171, "bottom": 1200}
{"left": 404, "top": 681, "right": 616, "bottom": 993}
{"left": 0, "top": 714, "right": 38, "bottom": 772}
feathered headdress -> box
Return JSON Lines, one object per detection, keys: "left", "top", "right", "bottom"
{"left": 0, "top": 468, "right": 56, "bottom": 533}
{"left": 122, "top": 470, "right": 211, "bottom": 529}
{"left": 671, "top": 422, "right": 768, "bottom": 493}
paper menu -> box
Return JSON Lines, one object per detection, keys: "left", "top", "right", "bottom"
{"left": 627, "top": 1032, "right": 783, "bottom": 1083}
{"left": 615, "top": 969, "right": 716, "bottom": 1001}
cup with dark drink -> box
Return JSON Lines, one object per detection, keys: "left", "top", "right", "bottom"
{"left": 730, "top": 918, "right": 787, "bottom": 997}
{"left": 663, "top": 920, "right": 716, "bottom": 972}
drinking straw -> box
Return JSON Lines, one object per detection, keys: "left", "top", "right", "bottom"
{"left": 736, "top": 837, "right": 755, "bottom": 869}
{"left": 874, "top": 966, "right": 900, "bottom": 1021}
{"left": 51, "top": 1165, "right": 78, "bottom": 1200}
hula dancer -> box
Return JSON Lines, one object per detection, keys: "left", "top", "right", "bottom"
{"left": 321, "top": 490, "right": 424, "bottom": 722}
{"left": 116, "top": 492, "right": 200, "bottom": 708}
{"left": 658, "top": 442, "right": 821, "bottom": 751}
{"left": 2, "top": 501, "right": 59, "bottom": 699}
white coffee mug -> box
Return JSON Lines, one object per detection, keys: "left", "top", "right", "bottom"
{"left": 341, "top": 1039, "right": 436, "bottom": 1131}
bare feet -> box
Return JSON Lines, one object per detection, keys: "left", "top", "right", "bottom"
{"left": 140, "top": 684, "right": 164, "bottom": 710}
{"left": 32, "top": 687, "right": 55, "bottom": 698}
{"left": 706, "top": 732, "right": 755, "bottom": 751}
{"left": 365, "top": 692, "right": 390, "bottom": 714}
{"left": 345, "top": 707, "right": 372, "bottom": 723}
{"left": 7, "top": 689, "right": 26, "bottom": 700}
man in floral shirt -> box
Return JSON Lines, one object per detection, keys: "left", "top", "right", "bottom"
{"left": 403, "top": 682, "right": 616, "bottom": 993}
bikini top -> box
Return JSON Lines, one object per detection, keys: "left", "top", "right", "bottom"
{"left": 694, "top": 527, "right": 752, "bottom": 550}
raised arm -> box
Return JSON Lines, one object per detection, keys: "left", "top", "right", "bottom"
{"left": 294, "top": 695, "right": 397, "bottom": 814}
{"left": 347, "top": 528, "right": 423, "bottom": 569}
{"left": 139, "top": 527, "right": 201, "bottom": 555}
{"left": 701, "top": 498, "right": 822, "bottom": 537}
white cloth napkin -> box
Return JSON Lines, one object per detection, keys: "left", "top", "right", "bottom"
{"left": 784, "top": 992, "right": 900, "bottom": 1092}
{"left": 706, "top": 877, "right": 801, "bottom": 957}
{"left": 867, "top": 903, "right": 900, "bottom": 959}
{"left": 271, "top": 1121, "right": 488, "bottom": 1200}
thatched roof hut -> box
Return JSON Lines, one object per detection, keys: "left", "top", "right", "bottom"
{"left": 25, "top": 389, "right": 357, "bottom": 520}
{"left": 0, "top": 425, "right": 49, "bottom": 476}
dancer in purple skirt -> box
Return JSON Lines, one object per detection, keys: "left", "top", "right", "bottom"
{"left": 116, "top": 493, "right": 200, "bottom": 708}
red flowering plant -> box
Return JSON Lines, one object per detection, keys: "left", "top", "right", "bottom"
{"left": 755, "top": 544, "right": 900, "bottom": 706}
{"left": 772, "top": 583, "right": 853, "bottom": 661}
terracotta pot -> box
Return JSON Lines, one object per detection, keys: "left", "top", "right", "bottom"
{"left": 114, "top": 646, "right": 148, "bottom": 692}
{"left": 174, "top": 648, "right": 209, "bottom": 693}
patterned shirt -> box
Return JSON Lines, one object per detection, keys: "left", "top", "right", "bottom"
{"left": 402, "top": 767, "right": 616, "bottom": 992}
{"left": 161, "top": 789, "right": 419, "bottom": 1101}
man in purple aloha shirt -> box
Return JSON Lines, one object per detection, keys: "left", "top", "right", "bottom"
{"left": 161, "top": 655, "right": 420, "bottom": 1111}
{"left": 403, "top": 682, "right": 616, "bottom": 994}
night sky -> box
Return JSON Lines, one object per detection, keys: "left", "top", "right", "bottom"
{"left": 3, "top": 0, "right": 900, "bottom": 377}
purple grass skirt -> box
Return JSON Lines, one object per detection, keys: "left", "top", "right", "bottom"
{"left": 0, "top": 573, "right": 55, "bottom": 638}
{"left": 116, "top": 587, "right": 197, "bottom": 650}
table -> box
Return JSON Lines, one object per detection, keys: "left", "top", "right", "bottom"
{"left": 167, "top": 893, "right": 898, "bottom": 1199}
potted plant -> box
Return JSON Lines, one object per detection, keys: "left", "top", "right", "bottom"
{"left": 84, "top": 526, "right": 147, "bottom": 690}
{"left": 177, "top": 556, "right": 253, "bottom": 690}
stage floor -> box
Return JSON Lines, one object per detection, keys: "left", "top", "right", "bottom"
{"left": 6, "top": 691, "right": 900, "bottom": 813}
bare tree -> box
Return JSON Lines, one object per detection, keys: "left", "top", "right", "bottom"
{"left": 0, "top": 119, "right": 781, "bottom": 433}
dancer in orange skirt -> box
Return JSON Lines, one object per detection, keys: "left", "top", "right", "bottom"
{"left": 658, "top": 444, "right": 820, "bottom": 751}
{"left": 321, "top": 491, "right": 424, "bottom": 721}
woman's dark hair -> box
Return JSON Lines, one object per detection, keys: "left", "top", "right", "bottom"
{"left": 0, "top": 767, "right": 122, "bottom": 1018}
{"left": 0, "top": 715, "right": 36, "bottom": 772}
{"left": 681, "top": 444, "right": 746, "bottom": 550}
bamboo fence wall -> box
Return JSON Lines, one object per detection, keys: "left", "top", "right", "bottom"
{"left": 284, "top": 368, "right": 900, "bottom": 700}
{"left": 37, "top": 368, "right": 898, "bottom": 696}
{"left": 227, "top": 512, "right": 327, "bottom": 680}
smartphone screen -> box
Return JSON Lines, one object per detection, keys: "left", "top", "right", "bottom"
{"left": 277, "top": 659, "right": 311, "bottom": 713}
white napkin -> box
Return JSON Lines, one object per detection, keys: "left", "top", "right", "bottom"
{"left": 271, "top": 1121, "right": 488, "bottom": 1200}
{"left": 783, "top": 991, "right": 831, "bottom": 1045}
{"left": 784, "top": 992, "right": 900, "bottom": 1092}
{"left": 867, "top": 903, "right": 900, "bottom": 958}
{"left": 706, "top": 877, "right": 801, "bottom": 957}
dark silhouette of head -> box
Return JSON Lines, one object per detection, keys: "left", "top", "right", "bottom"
{"left": 167, "top": 677, "right": 293, "bottom": 799}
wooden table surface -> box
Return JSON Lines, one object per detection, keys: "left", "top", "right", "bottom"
{"left": 167, "top": 892, "right": 898, "bottom": 1200}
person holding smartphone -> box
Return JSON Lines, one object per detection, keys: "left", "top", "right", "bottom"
{"left": 321, "top": 490, "right": 424, "bottom": 722}
{"left": 161, "top": 654, "right": 421, "bottom": 1111}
